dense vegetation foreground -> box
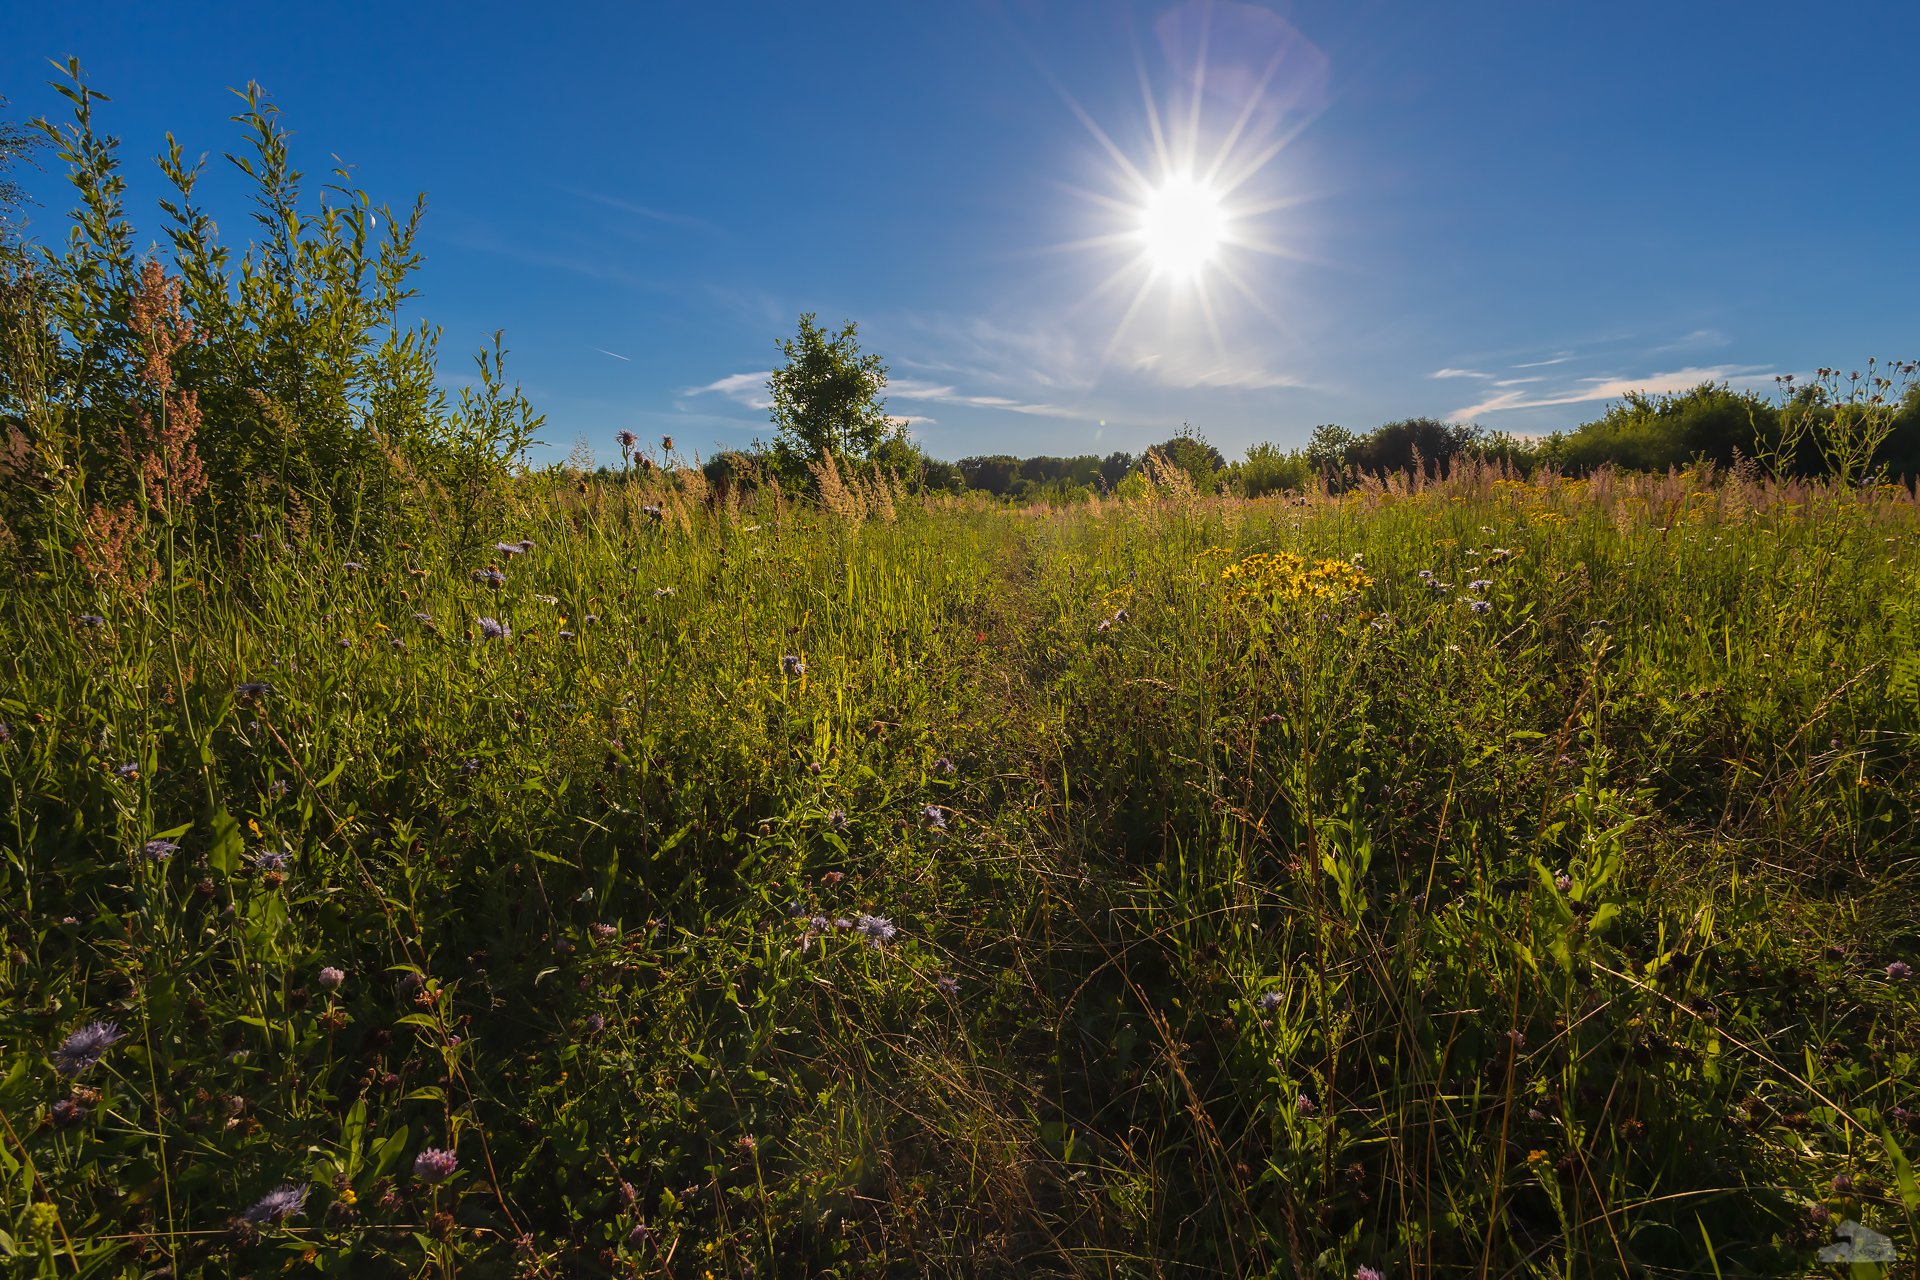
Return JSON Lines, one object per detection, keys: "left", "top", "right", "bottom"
{"left": 4, "top": 468, "right": 1919, "bottom": 1278}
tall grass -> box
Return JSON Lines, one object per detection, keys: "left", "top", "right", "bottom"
{"left": 2, "top": 460, "right": 1916, "bottom": 1277}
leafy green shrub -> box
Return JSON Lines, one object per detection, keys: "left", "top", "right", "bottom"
{"left": 0, "top": 64, "right": 541, "bottom": 567}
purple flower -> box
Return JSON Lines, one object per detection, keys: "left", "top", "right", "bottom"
{"left": 243, "top": 1185, "right": 307, "bottom": 1224}
{"left": 0, "top": 721, "right": 10, "bottom": 743}
{"left": 827, "top": 809, "right": 849, "bottom": 834}
{"left": 584, "top": 1013, "right": 607, "bottom": 1034}
{"left": 413, "top": 1147, "right": 458, "bottom": 1183}
{"left": 343, "top": 561, "right": 365, "bottom": 574}
{"left": 856, "top": 914, "right": 897, "bottom": 946}
{"left": 937, "top": 975, "right": 960, "bottom": 996}
{"left": 317, "top": 966, "right": 345, "bottom": 991}
{"left": 517, "top": 539, "right": 534, "bottom": 552}
{"left": 411, "top": 611, "right": 434, "bottom": 624}
{"left": 1296, "top": 1093, "right": 1316, "bottom": 1115}
{"left": 476, "top": 617, "right": 510, "bottom": 641}
{"left": 1258, "top": 990, "right": 1284, "bottom": 1013}
{"left": 54, "top": 1021, "right": 124, "bottom": 1076}
{"left": 1355, "top": 1268, "right": 1384, "bottom": 1280}
{"left": 74, "top": 613, "right": 106, "bottom": 628}
{"left": 143, "top": 840, "right": 180, "bottom": 862}
{"left": 114, "top": 762, "right": 139, "bottom": 780}
{"left": 932, "top": 756, "right": 956, "bottom": 777}
{"left": 471, "top": 567, "right": 506, "bottom": 588}
{"left": 921, "top": 804, "right": 947, "bottom": 830}
{"left": 1890, "top": 961, "right": 1913, "bottom": 980}
{"left": 1470, "top": 599, "right": 1492, "bottom": 614}
{"left": 1415, "top": 570, "right": 1432, "bottom": 581}
{"left": 1555, "top": 874, "right": 1573, "bottom": 893}
{"left": 459, "top": 758, "right": 483, "bottom": 776}
{"left": 493, "top": 542, "right": 526, "bottom": 558}
{"left": 642, "top": 504, "right": 664, "bottom": 520}
{"left": 1467, "top": 579, "right": 1493, "bottom": 591}
{"left": 50, "top": 1098, "right": 87, "bottom": 1126}
{"left": 253, "top": 848, "right": 292, "bottom": 872}
{"left": 616, "top": 429, "right": 638, "bottom": 449}
{"left": 780, "top": 654, "right": 806, "bottom": 677}
{"left": 235, "top": 681, "right": 273, "bottom": 699}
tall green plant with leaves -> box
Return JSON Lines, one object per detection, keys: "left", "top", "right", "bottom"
{"left": 3, "top": 61, "right": 541, "bottom": 560}
{"left": 766, "top": 312, "right": 897, "bottom": 471}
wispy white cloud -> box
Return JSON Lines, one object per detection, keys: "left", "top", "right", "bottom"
{"left": 567, "top": 187, "right": 721, "bottom": 236}
{"left": 888, "top": 378, "right": 1077, "bottom": 417}
{"left": 685, "top": 371, "right": 774, "bottom": 411}
{"left": 1452, "top": 365, "right": 1777, "bottom": 420}
{"left": 1139, "top": 360, "right": 1307, "bottom": 391}
{"left": 1491, "top": 377, "right": 1541, "bottom": 386}
{"left": 1510, "top": 354, "right": 1574, "bottom": 369}
{"left": 1430, "top": 367, "right": 1493, "bottom": 380}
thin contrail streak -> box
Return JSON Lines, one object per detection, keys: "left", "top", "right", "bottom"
{"left": 591, "top": 347, "right": 632, "bottom": 362}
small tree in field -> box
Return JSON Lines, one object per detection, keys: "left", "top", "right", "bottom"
{"left": 767, "top": 313, "right": 894, "bottom": 466}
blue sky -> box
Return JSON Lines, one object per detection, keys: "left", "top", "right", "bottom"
{"left": 5, "top": 1, "right": 1917, "bottom": 463}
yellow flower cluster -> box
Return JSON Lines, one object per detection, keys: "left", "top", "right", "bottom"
{"left": 1216, "top": 551, "right": 1372, "bottom": 606}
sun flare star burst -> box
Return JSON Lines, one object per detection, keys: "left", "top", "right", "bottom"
{"left": 1137, "top": 175, "right": 1227, "bottom": 280}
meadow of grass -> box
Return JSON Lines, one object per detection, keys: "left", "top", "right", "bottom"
{"left": 3, "top": 460, "right": 1918, "bottom": 1278}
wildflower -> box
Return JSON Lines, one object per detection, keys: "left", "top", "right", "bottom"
{"left": 1427, "top": 579, "right": 1451, "bottom": 593}
{"left": 413, "top": 1148, "right": 458, "bottom": 1183}
{"left": 412, "top": 611, "right": 434, "bottom": 624}
{"left": 1890, "top": 961, "right": 1913, "bottom": 980}
{"left": 652, "top": 587, "right": 674, "bottom": 598}
{"left": 558, "top": 629, "right": 576, "bottom": 640}
{"left": 642, "top": 504, "right": 663, "bottom": 521}
{"left": 1354, "top": 1267, "right": 1384, "bottom": 1280}
{"left": 0, "top": 721, "right": 9, "bottom": 743}
{"left": 236, "top": 681, "right": 273, "bottom": 699}
{"left": 1258, "top": 990, "right": 1284, "bottom": 1013}
{"left": 921, "top": 804, "right": 947, "bottom": 830}
{"left": 1296, "top": 1093, "right": 1316, "bottom": 1115}
{"left": 51, "top": 1097, "right": 88, "bottom": 1126}
{"left": 932, "top": 755, "right": 956, "bottom": 776}
{"left": 269, "top": 779, "right": 289, "bottom": 797}
{"left": 833, "top": 917, "right": 854, "bottom": 931}
{"left": 470, "top": 567, "right": 506, "bottom": 588}
{"left": 591, "top": 922, "right": 617, "bottom": 941}
{"left": 54, "top": 1021, "right": 124, "bottom": 1076}
{"left": 532, "top": 593, "right": 559, "bottom": 605}
{"left": 517, "top": 539, "right": 534, "bottom": 552}
{"left": 143, "top": 839, "right": 180, "bottom": 862}
{"left": 1555, "top": 874, "right": 1572, "bottom": 893}
{"left": 856, "top": 914, "right": 897, "bottom": 946}
{"left": 1470, "top": 599, "right": 1492, "bottom": 614}
{"left": 459, "top": 758, "right": 482, "bottom": 776}
{"left": 616, "top": 429, "right": 638, "bottom": 449}
{"left": 253, "top": 848, "right": 292, "bottom": 872}
{"left": 808, "top": 915, "right": 831, "bottom": 932}
{"left": 584, "top": 1013, "right": 607, "bottom": 1034}
{"left": 343, "top": 561, "right": 365, "bottom": 574}
{"left": 1415, "top": 570, "right": 1432, "bottom": 581}
{"left": 318, "top": 966, "right": 345, "bottom": 991}
{"left": 780, "top": 654, "right": 806, "bottom": 677}
{"left": 937, "top": 975, "right": 960, "bottom": 996}
{"left": 1467, "top": 579, "right": 1492, "bottom": 591}
{"left": 74, "top": 613, "right": 106, "bottom": 627}
{"left": 476, "top": 617, "right": 510, "bottom": 641}
{"left": 493, "top": 542, "right": 526, "bottom": 558}
{"left": 827, "top": 809, "right": 849, "bottom": 833}
{"left": 243, "top": 1185, "right": 307, "bottom": 1224}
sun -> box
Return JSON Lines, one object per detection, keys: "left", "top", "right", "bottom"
{"left": 1137, "top": 174, "right": 1227, "bottom": 280}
